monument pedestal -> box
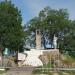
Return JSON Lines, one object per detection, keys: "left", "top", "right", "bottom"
{"left": 22, "top": 49, "right": 59, "bottom": 67}
{"left": 23, "top": 49, "right": 43, "bottom": 66}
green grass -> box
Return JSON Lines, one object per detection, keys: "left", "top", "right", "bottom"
{"left": 33, "top": 63, "right": 54, "bottom": 74}
{"left": 43, "top": 62, "right": 54, "bottom": 68}
{"left": 33, "top": 54, "right": 75, "bottom": 75}
{"left": 63, "top": 71, "right": 75, "bottom": 75}
{"left": 0, "top": 68, "right": 9, "bottom": 74}
{"left": 0, "top": 70, "right": 6, "bottom": 74}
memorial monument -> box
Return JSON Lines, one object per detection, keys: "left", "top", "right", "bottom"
{"left": 18, "top": 29, "right": 59, "bottom": 67}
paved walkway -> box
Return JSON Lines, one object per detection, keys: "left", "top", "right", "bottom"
{"left": 1, "top": 71, "right": 33, "bottom": 75}
{"left": 0, "top": 67, "right": 35, "bottom": 75}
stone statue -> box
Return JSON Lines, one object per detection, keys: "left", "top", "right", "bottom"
{"left": 3, "top": 48, "right": 9, "bottom": 56}
{"left": 53, "top": 35, "right": 57, "bottom": 49}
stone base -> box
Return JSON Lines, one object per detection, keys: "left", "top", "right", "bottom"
{"left": 22, "top": 49, "right": 59, "bottom": 67}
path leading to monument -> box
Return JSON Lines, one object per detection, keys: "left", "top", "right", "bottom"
{"left": 9, "top": 66, "right": 35, "bottom": 71}
{"left": 0, "top": 66, "right": 35, "bottom": 75}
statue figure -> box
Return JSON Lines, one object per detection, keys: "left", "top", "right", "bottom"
{"left": 53, "top": 35, "right": 57, "bottom": 49}
{"left": 3, "top": 48, "right": 9, "bottom": 56}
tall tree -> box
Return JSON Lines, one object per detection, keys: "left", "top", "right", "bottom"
{"left": 0, "top": 1, "right": 24, "bottom": 51}
{"left": 27, "top": 7, "right": 71, "bottom": 49}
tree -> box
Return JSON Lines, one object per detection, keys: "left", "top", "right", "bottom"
{"left": 27, "top": 7, "right": 71, "bottom": 49}
{"left": 0, "top": 1, "right": 24, "bottom": 52}
{"left": 62, "top": 20, "right": 75, "bottom": 57}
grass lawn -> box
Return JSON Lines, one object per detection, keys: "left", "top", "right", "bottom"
{"left": 33, "top": 54, "right": 75, "bottom": 75}
{"left": 0, "top": 70, "right": 6, "bottom": 74}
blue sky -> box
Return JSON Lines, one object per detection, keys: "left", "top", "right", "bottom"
{"left": 0, "top": 0, "right": 75, "bottom": 24}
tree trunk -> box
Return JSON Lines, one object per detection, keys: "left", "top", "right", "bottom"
{"left": 0, "top": 48, "right": 3, "bottom": 67}
{"left": 43, "top": 37, "right": 46, "bottom": 49}
{"left": 16, "top": 50, "right": 18, "bottom": 66}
